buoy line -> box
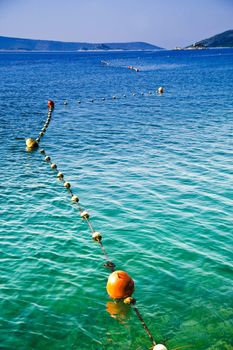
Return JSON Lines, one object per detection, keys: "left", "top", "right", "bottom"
{"left": 25, "top": 100, "right": 168, "bottom": 350}
{"left": 62, "top": 87, "right": 164, "bottom": 106}
{"left": 25, "top": 99, "right": 54, "bottom": 150}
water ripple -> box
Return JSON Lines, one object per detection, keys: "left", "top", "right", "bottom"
{"left": 0, "top": 49, "right": 233, "bottom": 350}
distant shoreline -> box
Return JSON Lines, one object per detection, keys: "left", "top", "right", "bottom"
{"left": 0, "top": 47, "right": 233, "bottom": 53}
{"left": 0, "top": 49, "right": 163, "bottom": 53}
{"left": 1, "top": 30, "right": 233, "bottom": 52}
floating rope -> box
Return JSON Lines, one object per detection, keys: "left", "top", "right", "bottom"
{"left": 25, "top": 100, "right": 54, "bottom": 151}
{"left": 43, "top": 150, "right": 116, "bottom": 272}
{"left": 61, "top": 87, "right": 164, "bottom": 106}
{"left": 26, "top": 100, "right": 168, "bottom": 350}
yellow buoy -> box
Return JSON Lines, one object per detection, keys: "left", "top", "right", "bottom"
{"left": 25, "top": 138, "right": 38, "bottom": 150}
{"left": 123, "top": 297, "right": 136, "bottom": 305}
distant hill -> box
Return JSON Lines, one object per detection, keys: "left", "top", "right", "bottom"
{"left": 188, "top": 30, "right": 233, "bottom": 48}
{"left": 0, "top": 36, "right": 163, "bottom": 51}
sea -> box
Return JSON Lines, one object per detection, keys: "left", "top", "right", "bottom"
{"left": 0, "top": 48, "right": 233, "bottom": 350}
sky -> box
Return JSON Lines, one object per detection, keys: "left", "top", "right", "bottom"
{"left": 0, "top": 0, "right": 232, "bottom": 49}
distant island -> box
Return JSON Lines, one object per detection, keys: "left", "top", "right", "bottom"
{"left": 1, "top": 30, "right": 232, "bottom": 52}
{"left": 186, "top": 30, "right": 233, "bottom": 49}
{"left": 0, "top": 36, "right": 163, "bottom": 51}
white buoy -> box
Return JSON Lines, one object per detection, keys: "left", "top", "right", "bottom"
{"left": 153, "top": 344, "right": 168, "bottom": 350}
{"left": 157, "top": 87, "right": 164, "bottom": 94}
{"left": 57, "top": 172, "right": 64, "bottom": 179}
{"left": 92, "top": 231, "right": 102, "bottom": 242}
{"left": 71, "top": 195, "right": 79, "bottom": 202}
{"left": 81, "top": 210, "right": 89, "bottom": 219}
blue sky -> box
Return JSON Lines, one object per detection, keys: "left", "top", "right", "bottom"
{"left": 0, "top": 0, "right": 232, "bottom": 48}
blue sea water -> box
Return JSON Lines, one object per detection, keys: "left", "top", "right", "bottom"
{"left": 0, "top": 49, "right": 233, "bottom": 350}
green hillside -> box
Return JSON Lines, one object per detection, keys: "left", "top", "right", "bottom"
{"left": 0, "top": 36, "right": 163, "bottom": 51}
{"left": 193, "top": 30, "right": 233, "bottom": 48}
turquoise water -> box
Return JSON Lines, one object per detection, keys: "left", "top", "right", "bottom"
{"left": 0, "top": 49, "right": 233, "bottom": 350}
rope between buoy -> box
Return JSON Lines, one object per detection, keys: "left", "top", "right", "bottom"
{"left": 42, "top": 148, "right": 116, "bottom": 271}
{"left": 27, "top": 101, "right": 167, "bottom": 350}
{"left": 133, "top": 306, "right": 156, "bottom": 346}
{"left": 61, "top": 87, "right": 165, "bottom": 107}
{"left": 42, "top": 148, "right": 159, "bottom": 345}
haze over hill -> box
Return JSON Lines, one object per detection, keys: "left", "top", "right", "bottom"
{"left": 0, "top": 36, "right": 163, "bottom": 51}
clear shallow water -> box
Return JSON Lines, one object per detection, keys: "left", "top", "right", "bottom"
{"left": 0, "top": 49, "right": 233, "bottom": 350}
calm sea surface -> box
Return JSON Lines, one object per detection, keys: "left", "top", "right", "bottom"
{"left": 0, "top": 49, "right": 233, "bottom": 350}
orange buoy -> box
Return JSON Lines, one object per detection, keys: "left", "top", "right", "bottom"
{"left": 48, "top": 100, "right": 54, "bottom": 109}
{"left": 106, "top": 270, "right": 134, "bottom": 299}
